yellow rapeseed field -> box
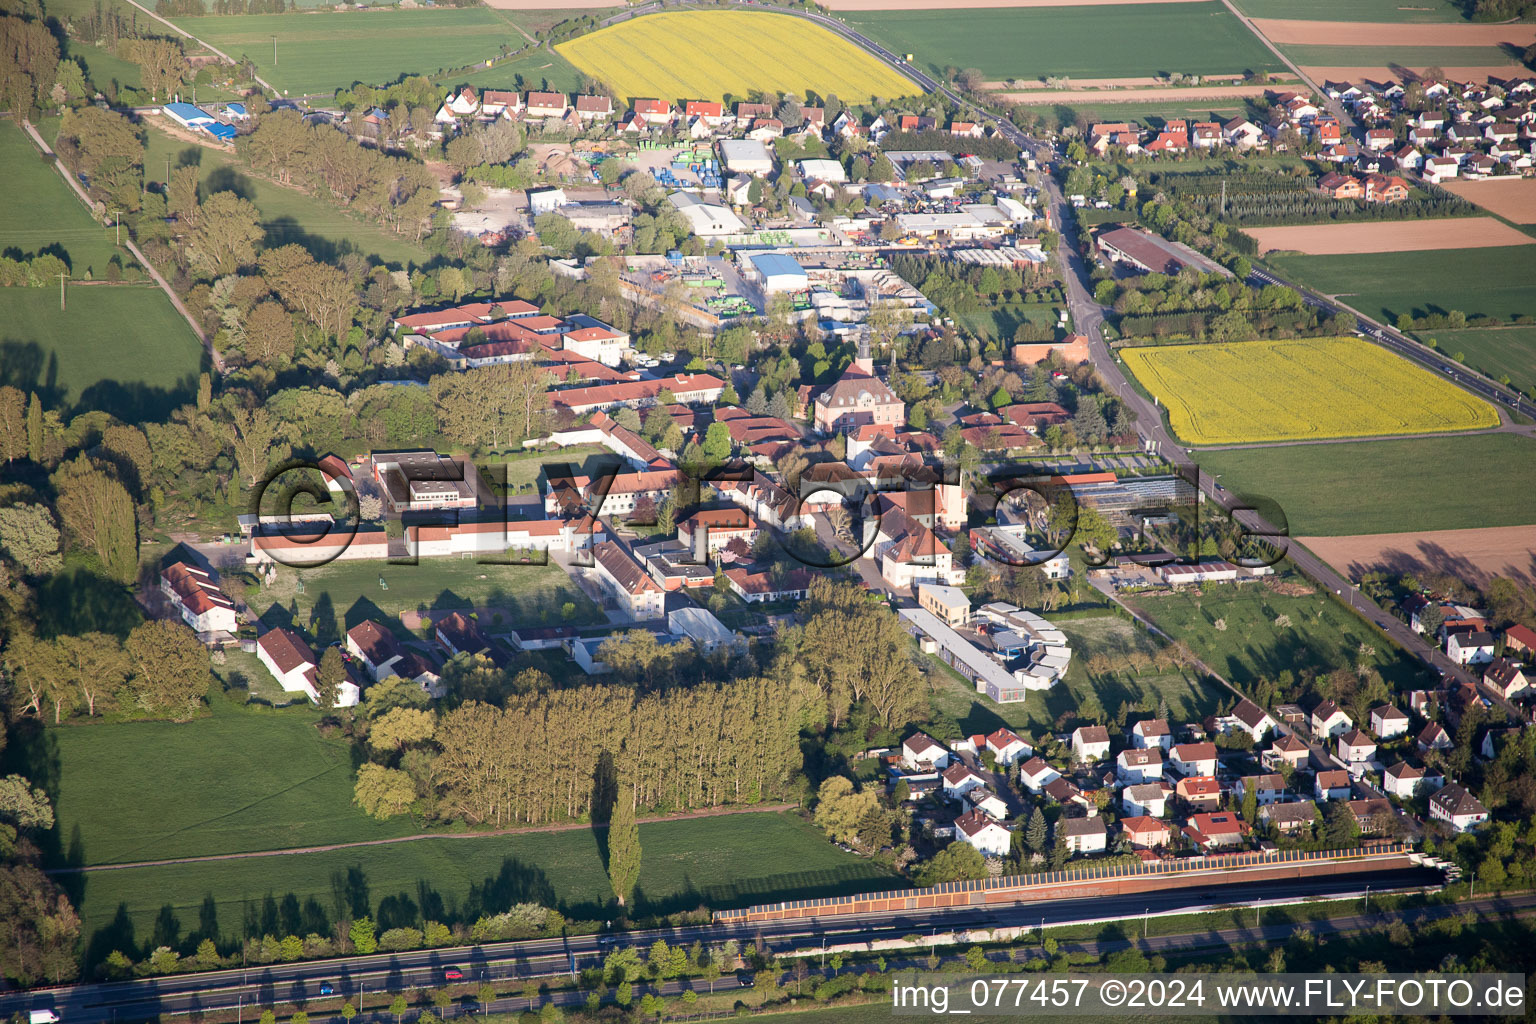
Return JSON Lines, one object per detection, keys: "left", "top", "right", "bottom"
{"left": 1121, "top": 338, "right": 1499, "bottom": 446}
{"left": 556, "top": 11, "right": 917, "bottom": 105}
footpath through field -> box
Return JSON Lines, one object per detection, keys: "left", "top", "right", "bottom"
{"left": 46, "top": 802, "right": 795, "bottom": 875}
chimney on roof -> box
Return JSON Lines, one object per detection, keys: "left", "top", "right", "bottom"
{"left": 854, "top": 329, "right": 873, "bottom": 375}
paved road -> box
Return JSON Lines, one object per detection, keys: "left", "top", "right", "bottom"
{"left": 0, "top": 870, "right": 1442, "bottom": 1022}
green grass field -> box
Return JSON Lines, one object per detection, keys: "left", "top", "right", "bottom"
{"left": 1229, "top": 0, "right": 1466, "bottom": 20}
{"left": 453, "top": 49, "right": 584, "bottom": 95}
{"left": 1123, "top": 575, "right": 1429, "bottom": 690}
{"left": 1266, "top": 246, "right": 1536, "bottom": 324}
{"left": 143, "top": 127, "right": 428, "bottom": 267}
{"left": 1418, "top": 326, "right": 1536, "bottom": 396}
{"left": 251, "top": 558, "right": 604, "bottom": 642}
{"left": 954, "top": 304, "right": 1059, "bottom": 344}
{"left": 169, "top": 9, "right": 514, "bottom": 94}
{"left": 0, "top": 121, "right": 121, "bottom": 273}
{"left": 1276, "top": 43, "right": 1522, "bottom": 69}
{"left": 1192, "top": 433, "right": 1536, "bottom": 535}
{"left": 926, "top": 615, "right": 1224, "bottom": 739}
{"left": 67, "top": 809, "right": 895, "bottom": 955}
{"left": 0, "top": 287, "right": 204, "bottom": 421}
{"left": 844, "top": 2, "right": 1285, "bottom": 81}
{"left": 1054, "top": 100, "right": 1255, "bottom": 128}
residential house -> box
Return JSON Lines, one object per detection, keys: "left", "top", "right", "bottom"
{"left": 1223, "top": 117, "right": 1265, "bottom": 149}
{"left": 903, "top": 732, "right": 950, "bottom": 771}
{"left": 1337, "top": 728, "right": 1377, "bottom": 764}
{"left": 480, "top": 90, "right": 521, "bottom": 118}
{"left": 985, "top": 727, "right": 1031, "bottom": 766}
{"left": 159, "top": 561, "right": 239, "bottom": 636}
{"left": 434, "top": 611, "right": 496, "bottom": 661}
{"left": 1418, "top": 722, "right": 1453, "bottom": 752}
{"left": 1348, "top": 797, "right": 1396, "bottom": 833}
{"left": 941, "top": 762, "right": 987, "bottom": 799}
{"left": 1369, "top": 705, "right": 1409, "bottom": 740}
{"left": 1449, "top": 631, "right": 1496, "bottom": 666}
{"left": 1318, "top": 171, "right": 1364, "bottom": 199}
{"left": 1364, "top": 128, "right": 1396, "bottom": 150}
{"left": 1261, "top": 800, "right": 1319, "bottom": 834}
{"left": 1503, "top": 623, "right": 1536, "bottom": 657}
{"left": 1227, "top": 699, "right": 1275, "bottom": 742}
{"left": 676, "top": 508, "right": 760, "bottom": 559}
{"left": 967, "top": 788, "right": 1009, "bottom": 820}
{"left": 1044, "top": 776, "right": 1090, "bottom": 810}
{"left": 1266, "top": 733, "right": 1311, "bottom": 770}
{"left": 1237, "top": 773, "right": 1286, "bottom": 807}
{"left": 1061, "top": 815, "right": 1108, "bottom": 855}
{"left": 633, "top": 98, "right": 671, "bottom": 125}
{"left": 1311, "top": 700, "right": 1353, "bottom": 738}
{"left": 1131, "top": 718, "right": 1172, "bottom": 750}
{"left": 1122, "top": 782, "right": 1168, "bottom": 818}
{"left": 1184, "top": 811, "right": 1245, "bottom": 850}
{"left": 1314, "top": 769, "right": 1353, "bottom": 802}
{"left": 1169, "top": 741, "right": 1218, "bottom": 778}
{"left": 1071, "top": 725, "right": 1111, "bottom": 763}
{"left": 574, "top": 95, "right": 613, "bottom": 121}
{"left": 591, "top": 541, "right": 665, "bottom": 619}
{"left": 722, "top": 566, "right": 814, "bottom": 603}
{"left": 1019, "top": 757, "right": 1060, "bottom": 793}
{"left": 1117, "top": 747, "right": 1164, "bottom": 784}
{"left": 683, "top": 100, "right": 726, "bottom": 126}
{"left": 256, "top": 627, "right": 342, "bottom": 705}
{"left": 525, "top": 92, "right": 568, "bottom": 119}
{"left": 1382, "top": 761, "right": 1437, "bottom": 799}
{"left": 1121, "top": 814, "right": 1172, "bottom": 848}
{"left": 1429, "top": 783, "right": 1488, "bottom": 832}
{"left": 345, "top": 621, "right": 404, "bottom": 681}
{"left": 955, "top": 809, "right": 1012, "bottom": 857}
{"left": 1484, "top": 658, "right": 1530, "bottom": 699}
{"left": 1176, "top": 776, "right": 1221, "bottom": 812}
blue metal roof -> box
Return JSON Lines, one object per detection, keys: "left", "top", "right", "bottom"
{"left": 749, "top": 253, "right": 805, "bottom": 279}
{"left": 205, "top": 123, "right": 238, "bottom": 141}
{"left": 163, "top": 101, "right": 213, "bottom": 122}
{"left": 226, "top": 102, "right": 247, "bottom": 115}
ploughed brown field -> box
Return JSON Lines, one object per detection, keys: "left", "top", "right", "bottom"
{"left": 820, "top": 0, "right": 1207, "bottom": 8}
{"left": 998, "top": 84, "right": 1275, "bottom": 103}
{"left": 483, "top": 0, "right": 613, "bottom": 7}
{"left": 1302, "top": 526, "right": 1536, "bottom": 588}
{"left": 1442, "top": 178, "right": 1536, "bottom": 225}
{"left": 1246, "top": 218, "right": 1536, "bottom": 256}
{"left": 1298, "top": 65, "right": 1525, "bottom": 86}
{"left": 1250, "top": 17, "right": 1536, "bottom": 46}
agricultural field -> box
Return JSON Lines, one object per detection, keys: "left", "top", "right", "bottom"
{"left": 1228, "top": 0, "right": 1466, "bottom": 20}
{"left": 143, "top": 128, "right": 428, "bottom": 267}
{"left": 1265, "top": 246, "right": 1536, "bottom": 324}
{"left": 926, "top": 615, "right": 1223, "bottom": 739}
{"left": 1247, "top": 18, "right": 1536, "bottom": 47}
{"left": 556, "top": 12, "right": 918, "bottom": 104}
{"left": 1121, "top": 338, "right": 1498, "bottom": 446}
{"left": 842, "top": 2, "right": 1286, "bottom": 81}
{"left": 1246, "top": 218, "right": 1534, "bottom": 256}
{"left": 454, "top": 49, "right": 585, "bottom": 95}
{"left": 0, "top": 121, "right": 121, "bottom": 275}
{"left": 1121, "top": 575, "right": 1431, "bottom": 690}
{"left": 1280, "top": 44, "right": 1522, "bottom": 73}
{"left": 1416, "top": 326, "right": 1536, "bottom": 396}
{"left": 1300, "top": 526, "right": 1536, "bottom": 591}
{"left": 169, "top": 9, "right": 513, "bottom": 95}
{"left": 1051, "top": 100, "right": 1255, "bottom": 127}
{"left": 1191, "top": 434, "right": 1536, "bottom": 535}
{"left": 1444, "top": 179, "right": 1536, "bottom": 225}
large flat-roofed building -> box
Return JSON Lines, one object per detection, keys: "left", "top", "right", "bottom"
{"left": 898, "top": 606, "right": 1033, "bottom": 704}
{"left": 749, "top": 253, "right": 809, "bottom": 293}
{"left": 718, "top": 139, "right": 774, "bottom": 176}
{"left": 1097, "top": 226, "right": 1232, "bottom": 277}
{"left": 370, "top": 450, "right": 478, "bottom": 513}
{"left": 916, "top": 582, "right": 970, "bottom": 626}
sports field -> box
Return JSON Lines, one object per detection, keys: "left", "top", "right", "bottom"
{"left": 1266, "top": 246, "right": 1536, "bottom": 324}
{"left": 557, "top": 12, "right": 918, "bottom": 104}
{"left": 843, "top": 2, "right": 1286, "bottom": 81}
{"left": 1122, "top": 338, "right": 1498, "bottom": 446}
{"left": 144, "top": 128, "right": 427, "bottom": 267}
{"left": 1418, "top": 326, "right": 1536, "bottom": 396}
{"left": 170, "top": 9, "right": 512, "bottom": 95}
{"left": 1191, "top": 434, "right": 1536, "bottom": 535}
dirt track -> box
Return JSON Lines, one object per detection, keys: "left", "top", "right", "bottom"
{"left": 1302, "top": 526, "right": 1536, "bottom": 588}
{"left": 820, "top": 0, "right": 1207, "bottom": 8}
{"left": 1246, "top": 217, "right": 1536, "bottom": 256}
{"left": 1251, "top": 17, "right": 1536, "bottom": 46}
{"left": 1298, "top": 65, "right": 1525, "bottom": 86}
{"left": 1443, "top": 178, "right": 1536, "bottom": 225}
{"left": 997, "top": 84, "right": 1274, "bottom": 104}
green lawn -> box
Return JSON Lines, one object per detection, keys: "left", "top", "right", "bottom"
{"left": 954, "top": 304, "right": 1059, "bottom": 344}
{"left": 1417, "top": 326, "right": 1536, "bottom": 396}
{"left": 925, "top": 615, "right": 1224, "bottom": 740}
{"left": 0, "top": 120, "right": 121, "bottom": 274}
{"left": 143, "top": 128, "right": 428, "bottom": 267}
{"left": 250, "top": 558, "right": 604, "bottom": 643}
{"left": 843, "top": 2, "right": 1285, "bottom": 81}
{"left": 0, "top": 287, "right": 204, "bottom": 421}
{"left": 453, "top": 49, "right": 584, "bottom": 95}
{"left": 1266, "top": 246, "right": 1536, "bottom": 324}
{"left": 1053, "top": 100, "right": 1255, "bottom": 128}
{"left": 67, "top": 810, "right": 896, "bottom": 958}
{"left": 1276, "top": 43, "right": 1522, "bottom": 69}
{"left": 1191, "top": 433, "right": 1536, "bottom": 535}
{"left": 1123, "top": 574, "right": 1429, "bottom": 690}
{"left": 170, "top": 9, "right": 517, "bottom": 94}
{"left": 1229, "top": 0, "right": 1467, "bottom": 20}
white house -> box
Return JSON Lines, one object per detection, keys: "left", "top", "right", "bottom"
{"left": 1314, "top": 769, "right": 1352, "bottom": 802}
{"left": 1122, "top": 782, "right": 1167, "bottom": 818}
{"left": 1429, "top": 783, "right": 1488, "bottom": 832}
{"left": 941, "top": 762, "right": 987, "bottom": 799}
{"left": 1237, "top": 773, "right": 1286, "bottom": 806}
{"left": 345, "top": 620, "right": 404, "bottom": 681}
{"left": 1369, "top": 705, "right": 1409, "bottom": 740}
{"left": 1018, "top": 756, "right": 1060, "bottom": 793}
{"left": 159, "top": 561, "right": 238, "bottom": 636}
{"left": 1227, "top": 698, "right": 1275, "bottom": 742}
{"left": 902, "top": 732, "right": 950, "bottom": 770}
{"left": 1071, "top": 725, "right": 1111, "bottom": 763}
{"left": 1060, "top": 815, "right": 1107, "bottom": 855}
{"left": 967, "top": 788, "right": 1010, "bottom": 821}
{"left": 954, "top": 809, "right": 1011, "bottom": 857}
{"left": 1337, "top": 728, "right": 1377, "bottom": 764}
{"left": 591, "top": 541, "right": 665, "bottom": 620}
{"left": 985, "top": 727, "right": 1031, "bottom": 766}
{"left": 1418, "top": 722, "right": 1453, "bottom": 752}
{"left": 1311, "top": 700, "right": 1353, "bottom": 739}
{"left": 1169, "top": 742, "right": 1218, "bottom": 778}
{"left": 256, "top": 627, "right": 345, "bottom": 705}
{"left": 1116, "top": 747, "right": 1164, "bottom": 784}
{"left": 1448, "top": 631, "right": 1495, "bottom": 666}
{"left": 1131, "top": 719, "right": 1172, "bottom": 750}
{"left": 1383, "top": 761, "right": 1437, "bottom": 799}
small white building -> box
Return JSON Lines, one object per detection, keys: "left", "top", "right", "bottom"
{"left": 902, "top": 732, "right": 950, "bottom": 770}
{"left": 984, "top": 727, "right": 1030, "bottom": 766}
{"left": 749, "top": 252, "right": 809, "bottom": 293}
{"left": 1131, "top": 719, "right": 1172, "bottom": 750}
{"left": 528, "top": 187, "right": 569, "bottom": 216}
{"left": 1369, "top": 705, "right": 1409, "bottom": 740}
{"left": 159, "top": 561, "right": 239, "bottom": 636}
{"left": 667, "top": 606, "right": 741, "bottom": 653}
{"left": 1116, "top": 747, "right": 1164, "bottom": 784}
{"left": 1060, "top": 815, "right": 1107, "bottom": 855}
{"left": 1169, "top": 742, "right": 1218, "bottom": 778}
{"left": 941, "top": 762, "right": 987, "bottom": 798}
{"left": 954, "top": 809, "right": 1011, "bottom": 858}
{"left": 1018, "top": 756, "right": 1060, "bottom": 793}
{"left": 718, "top": 139, "right": 774, "bottom": 176}
{"left": 1071, "top": 725, "right": 1110, "bottom": 763}
{"left": 1429, "top": 783, "right": 1488, "bottom": 832}
{"left": 1122, "top": 782, "right": 1167, "bottom": 818}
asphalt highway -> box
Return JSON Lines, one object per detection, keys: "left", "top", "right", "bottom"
{"left": 1, "top": 870, "right": 1442, "bottom": 1023}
